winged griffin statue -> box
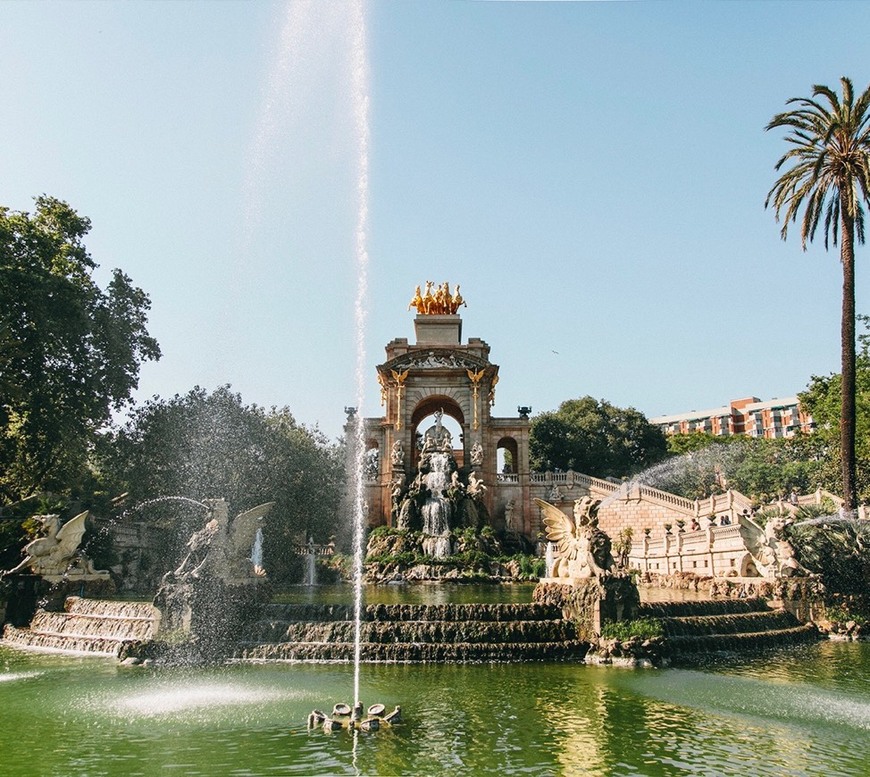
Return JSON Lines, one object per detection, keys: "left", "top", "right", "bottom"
{"left": 2, "top": 511, "right": 107, "bottom": 580}
{"left": 535, "top": 496, "right": 616, "bottom": 579}
{"left": 172, "top": 499, "right": 274, "bottom": 583}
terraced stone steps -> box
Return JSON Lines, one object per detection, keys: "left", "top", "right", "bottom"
{"left": 637, "top": 597, "right": 771, "bottom": 619}
{"left": 1, "top": 596, "right": 159, "bottom": 657}
{"left": 637, "top": 596, "right": 819, "bottom": 656}
{"left": 237, "top": 601, "right": 587, "bottom": 663}
{"left": 666, "top": 623, "right": 819, "bottom": 653}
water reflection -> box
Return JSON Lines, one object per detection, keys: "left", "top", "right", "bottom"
{"left": 1, "top": 643, "right": 868, "bottom": 775}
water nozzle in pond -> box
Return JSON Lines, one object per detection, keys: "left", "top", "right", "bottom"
{"left": 308, "top": 703, "right": 402, "bottom": 732}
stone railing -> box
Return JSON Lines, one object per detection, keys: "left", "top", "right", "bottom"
{"left": 633, "top": 484, "right": 695, "bottom": 514}
{"left": 529, "top": 471, "right": 620, "bottom": 494}
{"left": 628, "top": 522, "right": 754, "bottom": 578}
{"left": 525, "top": 471, "right": 758, "bottom": 526}
{"left": 695, "top": 491, "right": 752, "bottom": 520}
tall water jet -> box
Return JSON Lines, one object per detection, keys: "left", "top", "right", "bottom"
{"left": 348, "top": 0, "right": 370, "bottom": 713}
{"left": 243, "top": 0, "right": 371, "bottom": 710}
{"left": 303, "top": 536, "right": 317, "bottom": 586}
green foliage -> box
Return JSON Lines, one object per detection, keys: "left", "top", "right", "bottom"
{"left": 613, "top": 527, "right": 633, "bottom": 568}
{"left": 0, "top": 196, "right": 161, "bottom": 501}
{"left": 511, "top": 553, "right": 545, "bottom": 579}
{"left": 367, "top": 525, "right": 404, "bottom": 539}
{"left": 600, "top": 617, "right": 663, "bottom": 641}
{"left": 654, "top": 435, "right": 830, "bottom": 503}
{"left": 666, "top": 432, "right": 727, "bottom": 456}
{"left": 98, "top": 385, "right": 345, "bottom": 586}
{"left": 785, "top": 517, "right": 870, "bottom": 603}
{"left": 530, "top": 396, "right": 668, "bottom": 477}
{"left": 824, "top": 602, "right": 868, "bottom": 624}
{"left": 799, "top": 315, "right": 870, "bottom": 502}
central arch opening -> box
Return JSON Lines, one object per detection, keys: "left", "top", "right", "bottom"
{"left": 410, "top": 397, "right": 465, "bottom": 470}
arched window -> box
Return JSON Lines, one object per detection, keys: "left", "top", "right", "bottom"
{"left": 497, "top": 436, "right": 519, "bottom": 479}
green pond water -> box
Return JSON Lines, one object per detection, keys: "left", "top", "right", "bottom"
{"left": 1, "top": 639, "right": 868, "bottom": 777}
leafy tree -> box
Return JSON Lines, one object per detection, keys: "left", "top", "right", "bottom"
{"left": 99, "top": 386, "right": 345, "bottom": 585}
{"left": 727, "top": 436, "right": 826, "bottom": 502}
{"left": 766, "top": 77, "right": 870, "bottom": 513}
{"left": 0, "top": 196, "right": 160, "bottom": 501}
{"left": 666, "top": 431, "right": 728, "bottom": 456}
{"left": 799, "top": 314, "right": 870, "bottom": 500}
{"left": 650, "top": 433, "right": 827, "bottom": 504}
{"left": 529, "top": 396, "right": 667, "bottom": 478}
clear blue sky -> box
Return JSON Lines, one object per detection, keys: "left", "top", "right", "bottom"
{"left": 3, "top": 0, "right": 869, "bottom": 440}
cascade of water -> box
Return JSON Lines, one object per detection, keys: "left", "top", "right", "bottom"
{"left": 420, "top": 452, "right": 454, "bottom": 558}
{"left": 250, "top": 527, "right": 264, "bottom": 575}
{"left": 421, "top": 452, "right": 453, "bottom": 535}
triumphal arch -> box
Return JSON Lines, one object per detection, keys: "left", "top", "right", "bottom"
{"left": 361, "top": 283, "right": 534, "bottom": 541}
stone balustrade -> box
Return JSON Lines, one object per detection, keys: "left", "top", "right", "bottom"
{"left": 629, "top": 523, "right": 759, "bottom": 578}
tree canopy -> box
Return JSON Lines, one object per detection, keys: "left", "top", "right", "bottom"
{"left": 0, "top": 196, "right": 160, "bottom": 501}
{"left": 529, "top": 396, "right": 667, "bottom": 478}
{"left": 99, "top": 385, "right": 346, "bottom": 585}
{"left": 799, "top": 314, "right": 870, "bottom": 501}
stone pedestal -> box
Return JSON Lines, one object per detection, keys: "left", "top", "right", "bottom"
{"left": 153, "top": 577, "right": 272, "bottom": 664}
{"left": 533, "top": 576, "right": 640, "bottom": 641}
{"left": 2, "top": 574, "right": 116, "bottom": 627}
{"left": 413, "top": 314, "right": 462, "bottom": 345}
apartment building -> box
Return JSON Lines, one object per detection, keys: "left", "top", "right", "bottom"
{"left": 651, "top": 396, "right": 814, "bottom": 439}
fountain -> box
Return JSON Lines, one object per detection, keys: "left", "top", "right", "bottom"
{"left": 2, "top": 498, "right": 274, "bottom": 662}
{"left": 303, "top": 536, "right": 317, "bottom": 586}
{"left": 148, "top": 499, "right": 274, "bottom": 664}
{"left": 1, "top": 510, "right": 114, "bottom": 629}
{"left": 3, "top": 3, "right": 870, "bottom": 773}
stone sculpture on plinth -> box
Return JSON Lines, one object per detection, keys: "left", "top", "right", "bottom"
{"left": 152, "top": 498, "right": 274, "bottom": 663}
{"left": 533, "top": 496, "right": 638, "bottom": 642}
{"left": 536, "top": 496, "right": 615, "bottom": 579}
{"left": 3, "top": 511, "right": 109, "bottom": 582}
{"left": 738, "top": 512, "right": 808, "bottom": 579}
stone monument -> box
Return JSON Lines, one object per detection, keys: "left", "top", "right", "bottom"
{"left": 152, "top": 498, "right": 274, "bottom": 663}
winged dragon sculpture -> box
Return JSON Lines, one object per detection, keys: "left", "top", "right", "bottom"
{"left": 2, "top": 511, "right": 107, "bottom": 579}
{"left": 737, "top": 512, "right": 807, "bottom": 579}
{"left": 172, "top": 499, "right": 274, "bottom": 583}
{"left": 535, "top": 496, "right": 615, "bottom": 579}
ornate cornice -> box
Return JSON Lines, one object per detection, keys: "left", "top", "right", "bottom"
{"left": 378, "top": 349, "right": 492, "bottom": 374}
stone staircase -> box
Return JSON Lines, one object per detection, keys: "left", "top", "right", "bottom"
{"left": 237, "top": 602, "right": 588, "bottom": 662}
{"left": 1, "top": 596, "right": 159, "bottom": 657}
{"left": 636, "top": 597, "right": 820, "bottom": 656}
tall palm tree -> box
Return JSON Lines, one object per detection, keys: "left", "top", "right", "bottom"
{"left": 766, "top": 76, "right": 870, "bottom": 515}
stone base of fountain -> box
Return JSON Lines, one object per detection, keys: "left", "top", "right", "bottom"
{"left": 238, "top": 601, "right": 588, "bottom": 662}
{"left": 2, "top": 595, "right": 158, "bottom": 657}
{"left": 150, "top": 577, "right": 273, "bottom": 664}
{"left": 2, "top": 573, "right": 117, "bottom": 628}
{"left": 533, "top": 576, "right": 641, "bottom": 642}
{"left": 308, "top": 702, "right": 402, "bottom": 732}
{"left": 638, "top": 596, "right": 821, "bottom": 658}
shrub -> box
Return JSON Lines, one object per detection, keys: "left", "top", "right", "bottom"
{"left": 600, "top": 617, "right": 663, "bottom": 641}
